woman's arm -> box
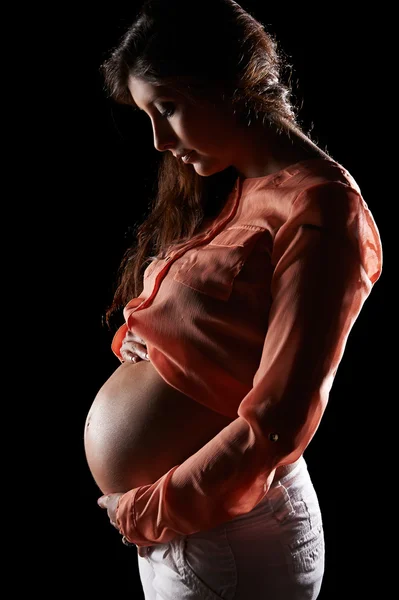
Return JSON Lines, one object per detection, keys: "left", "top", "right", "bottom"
{"left": 114, "top": 182, "right": 382, "bottom": 546}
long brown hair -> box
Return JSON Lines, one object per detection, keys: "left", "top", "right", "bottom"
{"left": 101, "top": 0, "right": 310, "bottom": 328}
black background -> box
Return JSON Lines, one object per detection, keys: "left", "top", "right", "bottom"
{"left": 67, "top": 2, "right": 390, "bottom": 598}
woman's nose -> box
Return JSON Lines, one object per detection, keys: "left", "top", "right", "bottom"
{"left": 152, "top": 121, "right": 176, "bottom": 153}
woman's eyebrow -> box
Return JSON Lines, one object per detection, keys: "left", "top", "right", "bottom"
{"left": 136, "top": 96, "right": 173, "bottom": 111}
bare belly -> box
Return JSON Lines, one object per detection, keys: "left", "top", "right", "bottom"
{"left": 84, "top": 360, "right": 234, "bottom": 494}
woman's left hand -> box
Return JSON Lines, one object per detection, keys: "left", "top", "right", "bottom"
{"left": 97, "top": 493, "right": 124, "bottom": 530}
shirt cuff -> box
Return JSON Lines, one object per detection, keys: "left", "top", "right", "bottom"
{"left": 115, "top": 465, "right": 180, "bottom": 546}
{"left": 111, "top": 323, "right": 129, "bottom": 361}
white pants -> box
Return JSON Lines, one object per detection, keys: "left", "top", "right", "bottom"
{"left": 137, "top": 456, "right": 324, "bottom": 599}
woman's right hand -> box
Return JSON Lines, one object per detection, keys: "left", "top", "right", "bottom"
{"left": 120, "top": 330, "right": 150, "bottom": 363}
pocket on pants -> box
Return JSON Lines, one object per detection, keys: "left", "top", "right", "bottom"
{"left": 174, "top": 528, "right": 237, "bottom": 600}
{"left": 290, "top": 521, "right": 325, "bottom": 575}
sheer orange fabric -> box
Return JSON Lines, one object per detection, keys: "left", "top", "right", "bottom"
{"left": 111, "top": 158, "right": 382, "bottom": 546}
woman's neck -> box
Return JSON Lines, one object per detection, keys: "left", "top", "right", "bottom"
{"left": 232, "top": 121, "right": 331, "bottom": 179}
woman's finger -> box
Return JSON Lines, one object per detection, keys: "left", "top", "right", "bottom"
{"left": 121, "top": 341, "right": 147, "bottom": 353}
{"left": 120, "top": 342, "right": 149, "bottom": 362}
{"left": 124, "top": 331, "right": 147, "bottom": 346}
{"left": 121, "top": 350, "right": 141, "bottom": 363}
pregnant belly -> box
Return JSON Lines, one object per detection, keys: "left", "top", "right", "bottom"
{"left": 84, "top": 360, "right": 234, "bottom": 494}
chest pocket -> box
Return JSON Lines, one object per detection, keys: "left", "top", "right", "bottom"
{"left": 173, "top": 225, "right": 268, "bottom": 301}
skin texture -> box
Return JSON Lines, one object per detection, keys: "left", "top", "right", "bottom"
{"left": 85, "top": 359, "right": 235, "bottom": 492}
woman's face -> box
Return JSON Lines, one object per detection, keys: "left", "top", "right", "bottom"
{"left": 128, "top": 76, "right": 242, "bottom": 177}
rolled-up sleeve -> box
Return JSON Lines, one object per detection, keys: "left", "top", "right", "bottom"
{"left": 116, "top": 181, "right": 382, "bottom": 546}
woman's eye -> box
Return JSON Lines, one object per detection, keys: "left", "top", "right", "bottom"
{"left": 159, "top": 103, "right": 175, "bottom": 118}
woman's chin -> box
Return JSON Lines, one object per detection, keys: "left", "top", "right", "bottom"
{"left": 192, "top": 159, "right": 226, "bottom": 177}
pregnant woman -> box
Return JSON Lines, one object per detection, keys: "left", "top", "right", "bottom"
{"left": 84, "top": 1, "right": 383, "bottom": 599}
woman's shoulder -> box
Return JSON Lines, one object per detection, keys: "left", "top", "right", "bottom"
{"left": 284, "top": 152, "right": 361, "bottom": 195}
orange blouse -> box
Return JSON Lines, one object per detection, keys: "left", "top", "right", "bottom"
{"left": 111, "top": 158, "right": 382, "bottom": 546}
